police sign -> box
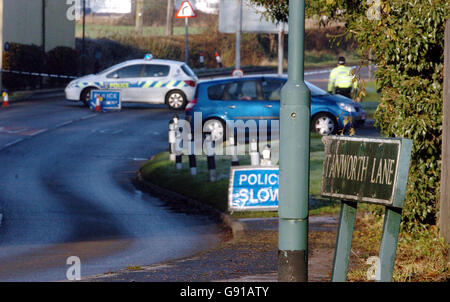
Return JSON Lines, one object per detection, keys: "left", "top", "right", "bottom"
{"left": 228, "top": 166, "right": 279, "bottom": 211}
{"left": 90, "top": 90, "right": 121, "bottom": 111}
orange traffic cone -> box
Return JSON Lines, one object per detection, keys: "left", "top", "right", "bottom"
{"left": 2, "top": 90, "right": 9, "bottom": 107}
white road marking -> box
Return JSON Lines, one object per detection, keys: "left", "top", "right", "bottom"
{"left": 55, "top": 120, "right": 75, "bottom": 128}
{"left": 0, "top": 114, "right": 100, "bottom": 151}
{"left": 28, "top": 129, "right": 49, "bottom": 136}
{"left": 3, "top": 138, "right": 24, "bottom": 148}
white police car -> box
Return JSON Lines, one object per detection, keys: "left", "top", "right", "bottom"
{"left": 65, "top": 55, "right": 198, "bottom": 110}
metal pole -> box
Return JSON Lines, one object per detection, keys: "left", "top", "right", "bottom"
{"left": 81, "top": 0, "right": 86, "bottom": 75}
{"left": 278, "top": 23, "right": 285, "bottom": 76}
{"left": 441, "top": 20, "right": 450, "bottom": 244}
{"left": 278, "top": 0, "right": 310, "bottom": 282}
{"left": 235, "top": 0, "right": 242, "bottom": 70}
{"left": 185, "top": 17, "right": 189, "bottom": 64}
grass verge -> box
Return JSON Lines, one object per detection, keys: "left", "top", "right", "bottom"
{"left": 139, "top": 134, "right": 448, "bottom": 281}
{"left": 346, "top": 210, "right": 449, "bottom": 282}
{"left": 139, "top": 135, "right": 339, "bottom": 218}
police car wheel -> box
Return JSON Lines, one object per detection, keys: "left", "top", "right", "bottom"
{"left": 80, "top": 88, "right": 94, "bottom": 107}
{"left": 166, "top": 90, "right": 187, "bottom": 110}
{"left": 312, "top": 113, "right": 338, "bottom": 135}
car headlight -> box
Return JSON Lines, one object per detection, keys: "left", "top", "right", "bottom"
{"left": 338, "top": 102, "right": 356, "bottom": 113}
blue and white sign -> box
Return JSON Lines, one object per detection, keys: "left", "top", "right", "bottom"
{"left": 229, "top": 166, "right": 279, "bottom": 211}
{"left": 90, "top": 90, "right": 121, "bottom": 111}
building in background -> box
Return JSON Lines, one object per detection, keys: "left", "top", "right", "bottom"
{"left": 0, "top": 0, "right": 76, "bottom": 90}
{"left": 175, "top": 0, "right": 219, "bottom": 15}
{"left": 0, "top": 0, "right": 75, "bottom": 52}
{"left": 194, "top": 0, "right": 219, "bottom": 14}
{"left": 76, "top": 0, "right": 132, "bottom": 15}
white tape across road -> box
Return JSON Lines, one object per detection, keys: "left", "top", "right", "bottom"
{"left": 0, "top": 69, "right": 77, "bottom": 79}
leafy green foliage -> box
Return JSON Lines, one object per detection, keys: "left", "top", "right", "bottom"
{"left": 252, "top": 0, "right": 450, "bottom": 230}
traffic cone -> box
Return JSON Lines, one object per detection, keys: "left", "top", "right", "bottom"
{"left": 215, "top": 52, "right": 223, "bottom": 68}
{"left": 2, "top": 90, "right": 9, "bottom": 108}
{"left": 95, "top": 95, "right": 102, "bottom": 112}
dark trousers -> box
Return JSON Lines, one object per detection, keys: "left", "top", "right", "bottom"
{"left": 335, "top": 87, "right": 352, "bottom": 99}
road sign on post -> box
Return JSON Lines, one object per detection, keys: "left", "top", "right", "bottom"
{"left": 228, "top": 166, "right": 279, "bottom": 212}
{"left": 278, "top": 0, "right": 310, "bottom": 282}
{"left": 176, "top": 1, "right": 197, "bottom": 64}
{"left": 321, "top": 136, "right": 412, "bottom": 282}
{"left": 89, "top": 90, "right": 121, "bottom": 112}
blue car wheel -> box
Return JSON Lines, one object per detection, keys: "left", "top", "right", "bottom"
{"left": 311, "top": 113, "right": 338, "bottom": 135}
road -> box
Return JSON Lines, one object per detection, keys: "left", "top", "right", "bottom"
{"left": 0, "top": 67, "right": 378, "bottom": 282}
{"left": 0, "top": 99, "right": 221, "bottom": 281}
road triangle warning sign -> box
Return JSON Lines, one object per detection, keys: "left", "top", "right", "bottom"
{"left": 176, "top": 1, "right": 197, "bottom": 18}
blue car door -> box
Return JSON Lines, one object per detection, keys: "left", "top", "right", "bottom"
{"left": 218, "top": 79, "right": 274, "bottom": 136}
{"left": 260, "top": 77, "right": 285, "bottom": 135}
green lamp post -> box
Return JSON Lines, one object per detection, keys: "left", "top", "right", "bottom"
{"left": 278, "top": 0, "right": 310, "bottom": 282}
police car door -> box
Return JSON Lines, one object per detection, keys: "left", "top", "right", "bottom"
{"left": 105, "top": 64, "right": 145, "bottom": 102}
{"left": 139, "top": 64, "right": 171, "bottom": 103}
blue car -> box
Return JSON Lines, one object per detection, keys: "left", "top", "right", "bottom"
{"left": 185, "top": 75, "right": 365, "bottom": 140}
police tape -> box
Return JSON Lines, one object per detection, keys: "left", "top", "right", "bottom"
{"left": 0, "top": 69, "right": 77, "bottom": 79}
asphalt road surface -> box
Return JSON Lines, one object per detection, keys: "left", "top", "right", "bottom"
{"left": 0, "top": 68, "right": 378, "bottom": 282}
{"left": 0, "top": 99, "right": 221, "bottom": 281}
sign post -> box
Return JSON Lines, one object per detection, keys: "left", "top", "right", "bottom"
{"left": 176, "top": 1, "right": 197, "bottom": 64}
{"left": 278, "top": 0, "right": 310, "bottom": 282}
{"left": 440, "top": 20, "right": 450, "bottom": 245}
{"left": 321, "top": 136, "right": 412, "bottom": 282}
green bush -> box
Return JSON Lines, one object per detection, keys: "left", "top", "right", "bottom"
{"left": 366, "top": 1, "right": 449, "bottom": 228}
{"left": 252, "top": 0, "right": 450, "bottom": 230}
{"left": 46, "top": 47, "right": 78, "bottom": 86}
{"left": 110, "top": 31, "right": 266, "bottom": 68}
{"left": 2, "top": 43, "right": 46, "bottom": 90}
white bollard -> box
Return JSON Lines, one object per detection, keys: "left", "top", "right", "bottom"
{"left": 175, "top": 131, "right": 183, "bottom": 170}
{"left": 205, "top": 135, "right": 216, "bottom": 182}
{"left": 168, "top": 121, "right": 176, "bottom": 162}
{"left": 260, "top": 145, "right": 273, "bottom": 166}
{"left": 188, "top": 133, "right": 197, "bottom": 175}
{"left": 250, "top": 139, "right": 260, "bottom": 166}
{"left": 229, "top": 136, "right": 239, "bottom": 166}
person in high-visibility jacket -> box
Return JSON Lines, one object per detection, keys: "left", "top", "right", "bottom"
{"left": 328, "top": 57, "right": 358, "bottom": 99}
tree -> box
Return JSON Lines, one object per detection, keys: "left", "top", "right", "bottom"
{"left": 166, "top": 0, "right": 174, "bottom": 36}
{"left": 135, "top": 0, "right": 144, "bottom": 35}
{"left": 252, "top": 0, "right": 450, "bottom": 230}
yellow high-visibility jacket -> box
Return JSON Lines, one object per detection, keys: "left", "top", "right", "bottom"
{"left": 328, "top": 65, "right": 357, "bottom": 93}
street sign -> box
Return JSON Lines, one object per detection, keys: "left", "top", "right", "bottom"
{"left": 228, "top": 166, "right": 279, "bottom": 211}
{"left": 321, "top": 136, "right": 412, "bottom": 208}
{"left": 320, "top": 135, "right": 413, "bottom": 282}
{"left": 176, "top": 1, "right": 196, "bottom": 64}
{"left": 176, "top": 1, "right": 197, "bottom": 18}
{"left": 90, "top": 90, "right": 121, "bottom": 111}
